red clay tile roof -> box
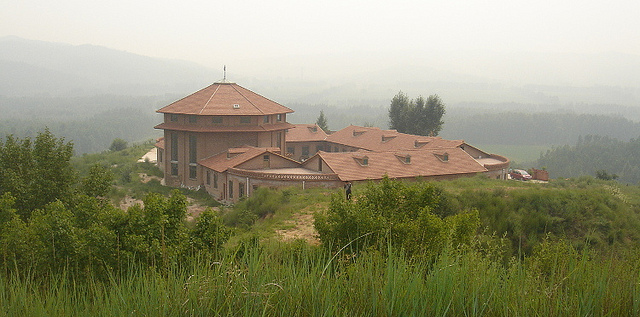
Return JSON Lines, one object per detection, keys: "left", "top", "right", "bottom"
{"left": 154, "top": 122, "right": 294, "bottom": 132}
{"left": 198, "top": 147, "right": 296, "bottom": 173}
{"left": 286, "top": 124, "right": 328, "bottom": 142}
{"left": 324, "top": 125, "right": 464, "bottom": 152}
{"left": 155, "top": 137, "right": 165, "bottom": 150}
{"left": 305, "top": 147, "right": 487, "bottom": 181}
{"left": 157, "top": 82, "right": 294, "bottom": 116}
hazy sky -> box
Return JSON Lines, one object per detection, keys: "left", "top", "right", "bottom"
{"left": 3, "top": 0, "right": 640, "bottom": 70}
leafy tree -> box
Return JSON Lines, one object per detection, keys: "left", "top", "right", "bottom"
{"left": 389, "top": 92, "right": 411, "bottom": 133}
{"left": 315, "top": 110, "right": 329, "bottom": 132}
{"left": 0, "top": 129, "right": 75, "bottom": 217}
{"left": 0, "top": 193, "right": 30, "bottom": 271}
{"left": 81, "top": 164, "right": 114, "bottom": 197}
{"left": 595, "top": 170, "right": 619, "bottom": 181}
{"left": 109, "top": 138, "right": 128, "bottom": 152}
{"left": 29, "top": 200, "right": 78, "bottom": 272}
{"left": 388, "top": 92, "right": 446, "bottom": 136}
{"left": 191, "top": 208, "right": 230, "bottom": 254}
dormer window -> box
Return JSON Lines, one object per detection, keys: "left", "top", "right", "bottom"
{"left": 395, "top": 153, "right": 411, "bottom": 164}
{"left": 353, "top": 154, "right": 369, "bottom": 166}
{"left": 227, "top": 148, "right": 247, "bottom": 159}
{"left": 382, "top": 135, "right": 396, "bottom": 142}
{"left": 353, "top": 130, "right": 366, "bottom": 137}
{"left": 414, "top": 140, "right": 429, "bottom": 148}
{"left": 434, "top": 152, "right": 449, "bottom": 162}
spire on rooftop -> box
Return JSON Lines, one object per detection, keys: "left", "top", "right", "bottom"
{"left": 215, "top": 65, "right": 235, "bottom": 84}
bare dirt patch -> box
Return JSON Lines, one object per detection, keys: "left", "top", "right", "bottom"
{"left": 117, "top": 195, "right": 215, "bottom": 222}
{"left": 276, "top": 204, "right": 322, "bottom": 245}
{"left": 185, "top": 198, "right": 217, "bottom": 222}
{"left": 138, "top": 173, "right": 162, "bottom": 184}
{"left": 119, "top": 196, "right": 143, "bottom": 210}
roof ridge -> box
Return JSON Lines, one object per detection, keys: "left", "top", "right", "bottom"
{"left": 231, "top": 84, "right": 264, "bottom": 114}
{"left": 157, "top": 83, "right": 214, "bottom": 113}
{"left": 200, "top": 84, "right": 221, "bottom": 114}
{"left": 237, "top": 84, "right": 294, "bottom": 113}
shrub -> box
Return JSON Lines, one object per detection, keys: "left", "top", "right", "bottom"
{"left": 314, "top": 176, "right": 479, "bottom": 258}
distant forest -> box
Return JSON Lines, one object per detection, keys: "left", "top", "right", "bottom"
{"left": 289, "top": 102, "right": 640, "bottom": 146}
{"left": 0, "top": 95, "right": 168, "bottom": 153}
{"left": 3, "top": 94, "right": 640, "bottom": 157}
{"left": 537, "top": 135, "right": 640, "bottom": 184}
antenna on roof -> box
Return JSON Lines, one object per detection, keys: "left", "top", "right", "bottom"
{"left": 215, "top": 65, "right": 235, "bottom": 84}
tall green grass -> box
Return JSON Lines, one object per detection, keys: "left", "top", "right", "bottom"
{"left": 2, "top": 241, "right": 638, "bottom": 316}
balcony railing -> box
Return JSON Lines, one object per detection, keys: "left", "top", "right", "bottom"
{"left": 228, "top": 168, "right": 340, "bottom": 181}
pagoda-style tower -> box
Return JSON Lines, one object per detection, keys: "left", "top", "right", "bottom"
{"left": 155, "top": 80, "right": 294, "bottom": 188}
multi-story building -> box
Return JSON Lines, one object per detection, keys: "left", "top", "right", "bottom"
{"left": 155, "top": 80, "right": 510, "bottom": 203}
{"left": 154, "top": 79, "right": 293, "bottom": 189}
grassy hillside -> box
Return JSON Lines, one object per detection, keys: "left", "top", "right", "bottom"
{"left": 4, "top": 136, "right": 640, "bottom": 315}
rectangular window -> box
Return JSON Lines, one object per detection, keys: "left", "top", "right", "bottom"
{"left": 189, "top": 115, "right": 197, "bottom": 123}
{"left": 263, "top": 115, "right": 269, "bottom": 123}
{"left": 302, "top": 146, "right": 309, "bottom": 156}
{"left": 239, "top": 183, "right": 245, "bottom": 198}
{"left": 212, "top": 116, "right": 223, "bottom": 124}
{"left": 276, "top": 132, "right": 282, "bottom": 147}
{"left": 213, "top": 172, "right": 218, "bottom": 188}
{"left": 171, "top": 133, "right": 178, "bottom": 161}
{"left": 228, "top": 181, "right": 233, "bottom": 199}
{"left": 334, "top": 146, "right": 338, "bottom": 152}
{"left": 189, "top": 165, "right": 197, "bottom": 179}
{"left": 158, "top": 149, "right": 163, "bottom": 162}
{"left": 276, "top": 114, "right": 282, "bottom": 122}
{"left": 287, "top": 147, "right": 295, "bottom": 154}
{"left": 206, "top": 170, "right": 211, "bottom": 185}
{"left": 170, "top": 133, "right": 178, "bottom": 176}
{"left": 170, "top": 114, "right": 178, "bottom": 122}
{"left": 318, "top": 159, "right": 323, "bottom": 171}
{"left": 240, "top": 116, "right": 251, "bottom": 124}
{"left": 189, "top": 135, "right": 197, "bottom": 164}
{"left": 188, "top": 135, "right": 197, "bottom": 179}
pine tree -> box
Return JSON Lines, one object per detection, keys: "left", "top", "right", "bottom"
{"left": 316, "top": 110, "right": 329, "bottom": 132}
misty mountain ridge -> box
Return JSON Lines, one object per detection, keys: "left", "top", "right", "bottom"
{"left": 1, "top": 36, "right": 639, "bottom": 110}
{"left": 0, "top": 36, "right": 218, "bottom": 96}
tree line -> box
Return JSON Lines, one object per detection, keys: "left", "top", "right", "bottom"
{"left": 0, "top": 130, "right": 229, "bottom": 279}
{"left": 536, "top": 134, "right": 640, "bottom": 184}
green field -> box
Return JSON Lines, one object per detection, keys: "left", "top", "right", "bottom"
{"left": 474, "top": 144, "right": 551, "bottom": 166}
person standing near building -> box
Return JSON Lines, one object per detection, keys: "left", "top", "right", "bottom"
{"left": 344, "top": 181, "right": 352, "bottom": 200}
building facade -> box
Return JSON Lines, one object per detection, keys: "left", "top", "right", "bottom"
{"left": 154, "top": 80, "right": 293, "bottom": 189}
